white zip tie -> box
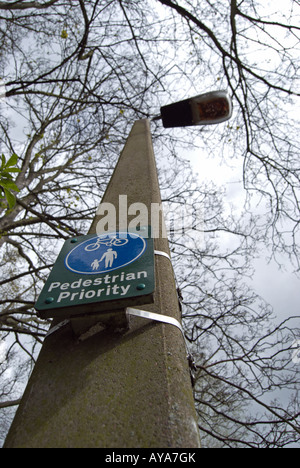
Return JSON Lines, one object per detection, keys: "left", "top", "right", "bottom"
{"left": 45, "top": 319, "right": 70, "bottom": 338}
{"left": 126, "top": 307, "right": 197, "bottom": 386}
{"left": 154, "top": 249, "right": 182, "bottom": 304}
{"left": 154, "top": 250, "right": 172, "bottom": 262}
{"left": 126, "top": 307, "right": 187, "bottom": 353}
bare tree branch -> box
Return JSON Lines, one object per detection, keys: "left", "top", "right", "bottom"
{"left": 0, "top": 0, "right": 60, "bottom": 10}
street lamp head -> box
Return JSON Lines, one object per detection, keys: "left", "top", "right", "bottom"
{"left": 158, "top": 90, "right": 233, "bottom": 128}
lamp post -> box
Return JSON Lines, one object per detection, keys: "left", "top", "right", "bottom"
{"left": 4, "top": 91, "right": 232, "bottom": 449}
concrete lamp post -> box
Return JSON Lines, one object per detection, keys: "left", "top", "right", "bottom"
{"left": 4, "top": 90, "right": 232, "bottom": 449}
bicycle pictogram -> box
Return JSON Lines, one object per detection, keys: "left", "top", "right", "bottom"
{"left": 84, "top": 235, "right": 128, "bottom": 252}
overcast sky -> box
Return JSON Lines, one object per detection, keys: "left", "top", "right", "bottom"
{"left": 188, "top": 140, "right": 300, "bottom": 336}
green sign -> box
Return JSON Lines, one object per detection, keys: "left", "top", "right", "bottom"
{"left": 35, "top": 228, "right": 155, "bottom": 319}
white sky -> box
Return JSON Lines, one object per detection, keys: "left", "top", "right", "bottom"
{"left": 187, "top": 133, "right": 300, "bottom": 332}
{"left": 182, "top": 0, "right": 300, "bottom": 331}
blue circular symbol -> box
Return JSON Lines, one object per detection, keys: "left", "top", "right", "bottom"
{"left": 65, "top": 232, "right": 147, "bottom": 275}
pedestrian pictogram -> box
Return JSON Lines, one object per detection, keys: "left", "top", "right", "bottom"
{"left": 99, "top": 248, "right": 117, "bottom": 268}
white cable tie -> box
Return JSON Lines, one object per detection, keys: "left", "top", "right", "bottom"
{"left": 154, "top": 250, "right": 172, "bottom": 262}
{"left": 126, "top": 307, "right": 188, "bottom": 352}
{"left": 126, "top": 307, "right": 196, "bottom": 386}
{"left": 45, "top": 319, "right": 70, "bottom": 339}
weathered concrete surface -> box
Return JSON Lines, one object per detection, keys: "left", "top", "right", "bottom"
{"left": 4, "top": 120, "right": 201, "bottom": 448}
